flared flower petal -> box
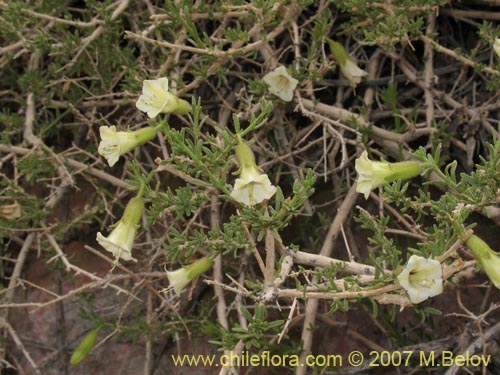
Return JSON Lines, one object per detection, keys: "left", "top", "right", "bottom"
{"left": 136, "top": 77, "right": 191, "bottom": 118}
{"left": 397, "top": 255, "right": 443, "bottom": 304}
{"left": 96, "top": 222, "right": 137, "bottom": 261}
{"left": 355, "top": 151, "right": 391, "bottom": 199}
{"left": 329, "top": 40, "right": 367, "bottom": 87}
{"left": 340, "top": 58, "right": 368, "bottom": 87}
{"left": 166, "top": 268, "right": 191, "bottom": 296}
{"left": 231, "top": 173, "right": 277, "bottom": 206}
{"left": 136, "top": 77, "right": 170, "bottom": 118}
{"left": 263, "top": 66, "right": 298, "bottom": 102}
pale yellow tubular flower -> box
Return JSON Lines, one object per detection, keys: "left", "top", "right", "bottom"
{"left": 340, "top": 58, "right": 368, "bottom": 87}
{"left": 166, "top": 257, "right": 213, "bottom": 295}
{"left": 230, "top": 142, "right": 277, "bottom": 206}
{"left": 96, "top": 195, "right": 144, "bottom": 263}
{"left": 135, "top": 77, "right": 190, "bottom": 118}
{"left": 166, "top": 268, "right": 190, "bottom": 296}
{"left": 397, "top": 255, "right": 443, "bottom": 304}
{"left": 263, "top": 66, "right": 298, "bottom": 102}
{"left": 494, "top": 38, "right": 500, "bottom": 60}
{"left": 231, "top": 171, "right": 277, "bottom": 206}
{"left": 98, "top": 125, "right": 157, "bottom": 167}
{"left": 355, "top": 151, "right": 389, "bottom": 199}
{"left": 329, "top": 40, "right": 367, "bottom": 87}
{"left": 96, "top": 222, "right": 137, "bottom": 261}
{"left": 355, "top": 151, "right": 422, "bottom": 199}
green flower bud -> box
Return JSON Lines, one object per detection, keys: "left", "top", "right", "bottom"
{"left": 466, "top": 235, "right": 500, "bottom": 289}
{"left": 70, "top": 330, "right": 98, "bottom": 365}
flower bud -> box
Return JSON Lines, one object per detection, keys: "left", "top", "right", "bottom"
{"left": 466, "top": 235, "right": 500, "bottom": 289}
{"left": 70, "top": 330, "right": 98, "bottom": 365}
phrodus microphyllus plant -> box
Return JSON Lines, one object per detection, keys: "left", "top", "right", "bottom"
{"left": 494, "top": 38, "right": 500, "bottom": 60}
{"left": 465, "top": 234, "right": 500, "bottom": 289}
{"left": 397, "top": 255, "right": 443, "bottom": 304}
{"left": 135, "top": 77, "right": 191, "bottom": 118}
{"left": 328, "top": 39, "right": 368, "bottom": 87}
{"left": 262, "top": 66, "right": 298, "bottom": 102}
{"left": 96, "top": 190, "right": 144, "bottom": 264}
{"left": 355, "top": 151, "right": 422, "bottom": 199}
{"left": 166, "top": 257, "right": 214, "bottom": 296}
{"left": 230, "top": 139, "right": 277, "bottom": 206}
{"left": 98, "top": 125, "right": 158, "bottom": 167}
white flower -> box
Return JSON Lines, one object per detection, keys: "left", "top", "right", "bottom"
{"left": 355, "top": 151, "right": 422, "bottom": 199}
{"left": 340, "top": 58, "right": 368, "bottom": 87}
{"left": 167, "top": 257, "right": 213, "bottom": 295}
{"left": 230, "top": 142, "right": 277, "bottom": 206}
{"left": 166, "top": 268, "right": 191, "bottom": 296}
{"left": 97, "top": 222, "right": 137, "bottom": 262}
{"left": 136, "top": 77, "right": 190, "bottom": 118}
{"left": 98, "top": 125, "right": 157, "bottom": 167}
{"left": 355, "top": 151, "right": 389, "bottom": 199}
{"left": 329, "top": 40, "right": 367, "bottom": 87}
{"left": 231, "top": 171, "right": 277, "bottom": 206}
{"left": 494, "top": 38, "right": 500, "bottom": 60}
{"left": 397, "top": 255, "right": 443, "bottom": 304}
{"left": 263, "top": 66, "right": 298, "bottom": 102}
{"left": 96, "top": 195, "right": 144, "bottom": 262}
